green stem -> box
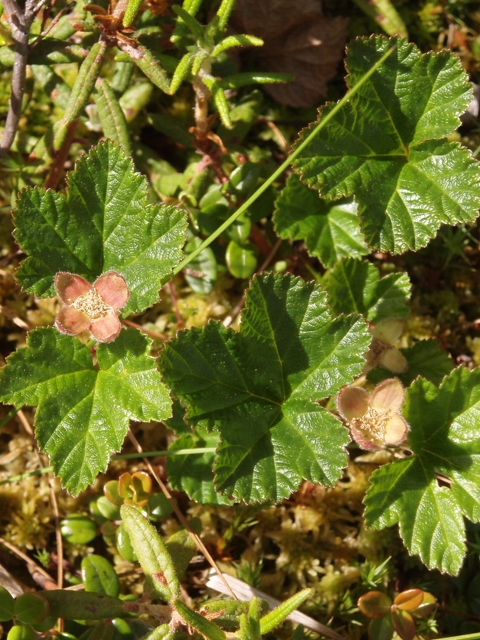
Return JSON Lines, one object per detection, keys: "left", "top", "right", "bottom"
{"left": 441, "top": 635, "right": 480, "bottom": 640}
{"left": 0, "top": 406, "right": 19, "bottom": 430}
{"left": 0, "top": 448, "right": 216, "bottom": 485}
{"left": 114, "top": 447, "right": 216, "bottom": 459}
{"left": 0, "top": 467, "right": 53, "bottom": 485}
{"left": 164, "top": 43, "right": 397, "bottom": 283}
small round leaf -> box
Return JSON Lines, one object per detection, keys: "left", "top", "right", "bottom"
{"left": 97, "top": 496, "right": 122, "bottom": 521}
{"left": 7, "top": 625, "right": 36, "bottom": 640}
{"left": 104, "top": 480, "right": 124, "bottom": 506}
{"left": 112, "top": 617, "right": 134, "bottom": 638}
{"left": 148, "top": 493, "right": 174, "bottom": 521}
{"left": 0, "top": 586, "right": 15, "bottom": 621}
{"left": 391, "top": 606, "right": 416, "bottom": 640}
{"left": 82, "top": 555, "right": 120, "bottom": 597}
{"left": 116, "top": 524, "right": 138, "bottom": 563}
{"left": 358, "top": 591, "right": 392, "bottom": 619}
{"left": 61, "top": 514, "right": 98, "bottom": 544}
{"left": 412, "top": 592, "right": 437, "bottom": 618}
{"left": 227, "top": 215, "right": 251, "bottom": 244}
{"left": 393, "top": 588, "right": 424, "bottom": 611}
{"left": 32, "top": 614, "right": 57, "bottom": 632}
{"left": 14, "top": 592, "right": 50, "bottom": 625}
{"left": 226, "top": 241, "right": 257, "bottom": 279}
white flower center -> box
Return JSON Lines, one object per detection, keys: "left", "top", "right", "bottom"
{"left": 351, "top": 406, "right": 390, "bottom": 445}
{"left": 73, "top": 289, "right": 112, "bottom": 320}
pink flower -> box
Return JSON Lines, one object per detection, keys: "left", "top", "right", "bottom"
{"left": 54, "top": 271, "right": 130, "bottom": 343}
{"left": 337, "top": 378, "right": 409, "bottom": 451}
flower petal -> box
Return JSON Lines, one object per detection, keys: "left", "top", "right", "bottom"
{"left": 55, "top": 273, "right": 92, "bottom": 304}
{"left": 55, "top": 306, "right": 90, "bottom": 335}
{"left": 349, "top": 424, "right": 381, "bottom": 451}
{"left": 90, "top": 312, "right": 121, "bottom": 342}
{"left": 337, "top": 386, "right": 369, "bottom": 421}
{"left": 370, "top": 378, "right": 405, "bottom": 414}
{"left": 94, "top": 271, "right": 130, "bottom": 310}
{"left": 380, "top": 347, "right": 408, "bottom": 373}
{"left": 384, "top": 415, "right": 409, "bottom": 446}
{"left": 371, "top": 318, "right": 404, "bottom": 344}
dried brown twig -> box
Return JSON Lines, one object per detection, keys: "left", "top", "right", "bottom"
{"left": 0, "top": 0, "right": 48, "bottom": 157}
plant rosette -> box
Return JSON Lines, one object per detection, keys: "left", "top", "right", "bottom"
{"left": 337, "top": 378, "right": 409, "bottom": 450}
{"left": 54, "top": 271, "right": 130, "bottom": 342}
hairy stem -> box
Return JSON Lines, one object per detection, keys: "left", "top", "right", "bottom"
{"left": 165, "top": 43, "right": 398, "bottom": 282}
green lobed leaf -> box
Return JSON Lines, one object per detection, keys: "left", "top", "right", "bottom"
{"left": 160, "top": 273, "right": 370, "bottom": 503}
{"left": 0, "top": 328, "right": 170, "bottom": 495}
{"left": 323, "top": 258, "right": 411, "bottom": 322}
{"left": 13, "top": 140, "right": 187, "bottom": 315}
{"left": 273, "top": 174, "right": 368, "bottom": 267}
{"left": 367, "top": 339, "right": 454, "bottom": 386}
{"left": 167, "top": 428, "right": 235, "bottom": 505}
{"left": 292, "top": 36, "right": 480, "bottom": 253}
{"left": 364, "top": 367, "right": 480, "bottom": 573}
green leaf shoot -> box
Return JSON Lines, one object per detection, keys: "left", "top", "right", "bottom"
{"left": 122, "top": 0, "right": 143, "bottom": 27}
{"left": 211, "top": 34, "right": 264, "bottom": 58}
{"left": 259, "top": 589, "right": 312, "bottom": 635}
{"left": 132, "top": 47, "right": 171, "bottom": 93}
{"left": 93, "top": 78, "right": 131, "bottom": 156}
{"left": 170, "top": 52, "right": 194, "bottom": 95}
{"left": 173, "top": 600, "right": 226, "bottom": 640}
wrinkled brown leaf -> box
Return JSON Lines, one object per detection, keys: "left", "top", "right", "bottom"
{"left": 230, "top": 0, "right": 348, "bottom": 108}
